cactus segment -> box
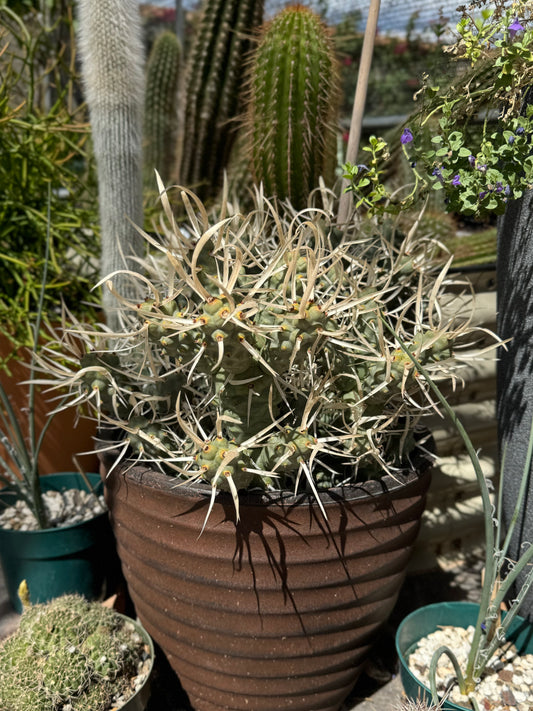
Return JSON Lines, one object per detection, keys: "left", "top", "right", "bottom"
{"left": 245, "top": 5, "right": 340, "bottom": 209}
{"left": 178, "top": 0, "right": 264, "bottom": 198}
{"left": 144, "top": 31, "right": 181, "bottom": 188}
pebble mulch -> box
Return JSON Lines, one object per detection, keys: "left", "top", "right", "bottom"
{"left": 408, "top": 624, "right": 533, "bottom": 710}
{"left": 0, "top": 488, "right": 106, "bottom": 530}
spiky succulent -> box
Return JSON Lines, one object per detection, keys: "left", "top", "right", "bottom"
{"left": 0, "top": 594, "right": 150, "bottom": 711}
{"left": 40, "top": 181, "right": 484, "bottom": 517}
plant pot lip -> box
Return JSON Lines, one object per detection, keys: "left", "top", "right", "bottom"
{"left": 0, "top": 471, "right": 107, "bottom": 535}
{"left": 396, "top": 600, "right": 481, "bottom": 635}
{"left": 102, "top": 454, "right": 432, "bottom": 507}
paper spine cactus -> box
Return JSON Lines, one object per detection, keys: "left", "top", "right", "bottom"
{"left": 178, "top": 0, "right": 264, "bottom": 199}
{"left": 245, "top": 5, "right": 340, "bottom": 209}
{"left": 46, "top": 187, "right": 469, "bottom": 510}
{"left": 76, "top": 0, "right": 145, "bottom": 328}
{"left": 143, "top": 30, "right": 181, "bottom": 188}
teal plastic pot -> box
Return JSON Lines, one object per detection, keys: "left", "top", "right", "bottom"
{"left": 396, "top": 601, "right": 533, "bottom": 710}
{"left": 0, "top": 473, "right": 117, "bottom": 613}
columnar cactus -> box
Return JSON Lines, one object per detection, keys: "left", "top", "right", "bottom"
{"left": 245, "top": 5, "right": 340, "bottom": 209}
{"left": 178, "top": 0, "right": 264, "bottom": 199}
{"left": 143, "top": 30, "right": 181, "bottom": 188}
{"left": 41, "top": 185, "right": 481, "bottom": 517}
{"left": 0, "top": 595, "right": 150, "bottom": 711}
{"left": 76, "top": 0, "right": 145, "bottom": 329}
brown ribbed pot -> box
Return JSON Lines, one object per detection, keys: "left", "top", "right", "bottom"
{"left": 101, "top": 459, "right": 431, "bottom": 711}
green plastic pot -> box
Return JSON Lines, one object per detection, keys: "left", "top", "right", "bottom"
{"left": 0, "top": 472, "right": 118, "bottom": 613}
{"left": 396, "top": 600, "right": 533, "bottom": 710}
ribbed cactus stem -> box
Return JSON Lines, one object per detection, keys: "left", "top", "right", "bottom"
{"left": 178, "top": 0, "right": 264, "bottom": 199}
{"left": 76, "top": 0, "right": 145, "bottom": 328}
{"left": 144, "top": 31, "right": 181, "bottom": 188}
{"left": 246, "top": 5, "right": 340, "bottom": 210}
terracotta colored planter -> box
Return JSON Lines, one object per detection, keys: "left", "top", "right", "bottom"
{"left": 101, "top": 459, "right": 431, "bottom": 711}
{"left": 0, "top": 337, "right": 99, "bottom": 474}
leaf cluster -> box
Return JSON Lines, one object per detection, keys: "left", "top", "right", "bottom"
{"left": 0, "top": 5, "right": 100, "bottom": 363}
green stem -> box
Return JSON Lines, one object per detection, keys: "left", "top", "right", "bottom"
{"left": 429, "top": 646, "right": 468, "bottom": 701}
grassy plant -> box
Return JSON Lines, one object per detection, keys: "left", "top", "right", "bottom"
{"left": 0, "top": 190, "right": 55, "bottom": 528}
{"left": 391, "top": 323, "right": 533, "bottom": 710}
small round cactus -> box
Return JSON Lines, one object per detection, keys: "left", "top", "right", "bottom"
{"left": 0, "top": 595, "right": 152, "bottom": 711}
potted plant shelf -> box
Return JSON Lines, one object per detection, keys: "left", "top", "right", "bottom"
{"left": 0, "top": 591, "right": 154, "bottom": 711}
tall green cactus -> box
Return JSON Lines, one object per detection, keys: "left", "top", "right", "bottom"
{"left": 76, "top": 0, "right": 145, "bottom": 330}
{"left": 245, "top": 6, "right": 340, "bottom": 210}
{"left": 178, "top": 0, "right": 264, "bottom": 199}
{"left": 144, "top": 31, "right": 181, "bottom": 189}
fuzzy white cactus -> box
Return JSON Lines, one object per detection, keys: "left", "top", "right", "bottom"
{"left": 76, "top": 0, "right": 145, "bottom": 328}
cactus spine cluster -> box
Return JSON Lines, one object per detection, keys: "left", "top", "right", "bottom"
{"left": 76, "top": 0, "right": 145, "bottom": 329}
{"left": 42, "top": 186, "right": 473, "bottom": 518}
{"left": 0, "top": 595, "right": 150, "bottom": 711}
{"left": 245, "top": 5, "right": 340, "bottom": 209}
{"left": 143, "top": 31, "right": 182, "bottom": 189}
{"left": 178, "top": 0, "right": 264, "bottom": 199}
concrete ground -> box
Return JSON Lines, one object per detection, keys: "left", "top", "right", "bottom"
{"left": 0, "top": 550, "right": 482, "bottom": 711}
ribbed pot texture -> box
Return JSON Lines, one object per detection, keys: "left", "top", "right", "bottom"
{"left": 101, "top": 459, "right": 431, "bottom": 711}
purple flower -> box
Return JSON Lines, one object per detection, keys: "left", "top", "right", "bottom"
{"left": 401, "top": 128, "right": 413, "bottom": 145}
{"left": 477, "top": 163, "right": 487, "bottom": 175}
{"left": 357, "top": 164, "right": 369, "bottom": 172}
{"left": 452, "top": 174, "right": 461, "bottom": 186}
{"left": 495, "top": 182, "right": 504, "bottom": 193}
{"left": 505, "top": 185, "right": 512, "bottom": 197}
{"left": 468, "top": 154, "right": 476, "bottom": 167}
{"left": 509, "top": 18, "right": 524, "bottom": 40}
{"left": 479, "top": 190, "right": 489, "bottom": 200}
{"left": 516, "top": 126, "right": 525, "bottom": 135}
{"left": 508, "top": 135, "right": 516, "bottom": 145}
{"left": 432, "top": 167, "right": 444, "bottom": 183}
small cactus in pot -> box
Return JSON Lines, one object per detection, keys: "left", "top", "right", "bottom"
{"left": 40, "top": 180, "right": 489, "bottom": 519}
{"left": 0, "top": 589, "right": 153, "bottom": 711}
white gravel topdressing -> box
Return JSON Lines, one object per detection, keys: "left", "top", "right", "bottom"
{"left": 0, "top": 488, "right": 107, "bottom": 530}
{"left": 408, "top": 623, "right": 533, "bottom": 710}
